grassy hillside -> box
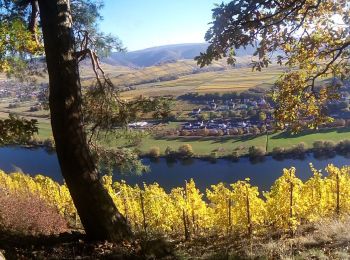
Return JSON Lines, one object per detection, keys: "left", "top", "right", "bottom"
{"left": 120, "top": 64, "right": 286, "bottom": 98}
{"left": 108, "top": 59, "right": 231, "bottom": 87}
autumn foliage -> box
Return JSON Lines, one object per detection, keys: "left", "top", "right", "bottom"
{"left": 1, "top": 164, "right": 350, "bottom": 237}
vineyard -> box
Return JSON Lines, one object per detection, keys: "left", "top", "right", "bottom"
{"left": 1, "top": 164, "right": 350, "bottom": 238}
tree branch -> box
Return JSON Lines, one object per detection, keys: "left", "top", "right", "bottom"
{"left": 28, "top": 0, "right": 39, "bottom": 44}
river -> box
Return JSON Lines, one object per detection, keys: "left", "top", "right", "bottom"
{"left": 0, "top": 146, "right": 349, "bottom": 192}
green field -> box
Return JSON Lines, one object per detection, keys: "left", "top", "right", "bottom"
{"left": 2, "top": 101, "right": 350, "bottom": 157}
{"left": 100, "top": 127, "right": 350, "bottom": 157}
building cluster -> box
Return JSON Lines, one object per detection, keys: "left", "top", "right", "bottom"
{"left": 0, "top": 80, "right": 45, "bottom": 102}
{"left": 182, "top": 118, "right": 273, "bottom": 136}
{"left": 190, "top": 97, "right": 270, "bottom": 116}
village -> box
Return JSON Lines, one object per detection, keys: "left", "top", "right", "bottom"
{"left": 2, "top": 78, "right": 350, "bottom": 139}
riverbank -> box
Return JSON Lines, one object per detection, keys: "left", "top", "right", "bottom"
{"left": 10, "top": 117, "right": 350, "bottom": 159}
{"left": 103, "top": 127, "right": 350, "bottom": 158}
{"left": 2, "top": 146, "right": 350, "bottom": 193}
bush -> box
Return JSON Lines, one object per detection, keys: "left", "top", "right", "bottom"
{"left": 313, "top": 140, "right": 336, "bottom": 157}
{"left": 237, "top": 128, "right": 244, "bottom": 135}
{"left": 208, "top": 130, "right": 218, "bottom": 136}
{"left": 252, "top": 126, "right": 261, "bottom": 136}
{"left": 230, "top": 151, "right": 239, "bottom": 161}
{"left": 228, "top": 128, "right": 239, "bottom": 135}
{"left": 165, "top": 146, "right": 176, "bottom": 158}
{"left": 295, "top": 142, "right": 307, "bottom": 153}
{"left": 8, "top": 103, "right": 20, "bottom": 109}
{"left": 217, "top": 129, "right": 224, "bottom": 136}
{"left": 43, "top": 137, "right": 55, "bottom": 149}
{"left": 335, "top": 119, "right": 346, "bottom": 127}
{"left": 180, "top": 130, "right": 191, "bottom": 136}
{"left": 209, "top": 151, "right": 218, "bottom": 163}
{"left": 0, "top": 190, "right": 67, "bottom": 236}
{"left": 323, "top": 141, "right": 335, "bottom": 152}
{"left": 130, "top": 136, "right": 143, "bottom": 147}
{"left": 178, "top": 144, "right": 194, "bottom": 158}
{"left": 30, "top": 106, "right": 42, "bottom": 112}
{"left": 248, "top": 146, "right": 265, "bottom": 159}
{"left": 286, "top": 142, "right": 307, "bottom": 158}
{"left": 327, "top": 118, "right": 346, "bottom": 128}
{"left": 272, "top": 147, "right": 285, "bottom": 159}
{"left": 149, "top": 147, "right": 161, "bottom": 158}
{"left": 198, "top": 128, "right": 209, "bottom": 137}
{"left": 29, "top": 136, "right": 43, "bottom": 146}
{"left": 217, "top": 147, "right": 225, "bottom": 154}
{"left": 260, "top": 125, "right": 267, "bottom": 133}
{"left": 313, "top": 140, "right": 324, "bottom": 150}
{"left": 336, "top": 140, "right": 350, "bottom": 155}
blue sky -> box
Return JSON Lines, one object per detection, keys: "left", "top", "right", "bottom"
{"left": 100, "top": 0, "right": 226, "bottom": 51}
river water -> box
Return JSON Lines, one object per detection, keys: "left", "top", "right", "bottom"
{"left": 0, "top": 146, "right": 349, "bottom": 192}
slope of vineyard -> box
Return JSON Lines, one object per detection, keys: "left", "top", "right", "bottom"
{"left": 1, "top": 163, "right": 349, "bottom": 238}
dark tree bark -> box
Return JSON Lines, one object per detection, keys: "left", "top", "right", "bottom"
{"left": 37, "top": 0, "right": 132, "bottom": 241}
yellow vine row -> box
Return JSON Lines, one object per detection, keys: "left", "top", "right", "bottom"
{"left": 0, "top": 163, "right": 349, "bottom": 237}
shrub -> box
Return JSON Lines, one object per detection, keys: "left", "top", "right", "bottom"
{"left": 43, "top": 137, "right": 55, "bottom": 149}
{"left": 208, "top": 129, "right": 218, "bottom": 136}
{"left": 209, "top": 151, "right": 218, "bottom": 163}
{"left": 295, "top": 142, "right": 307, "bottom": 153}
{"left": 237, "top": 128, "right": 244, "bottom": 135}
{"left": 286, "top": 142, "right": 307, "bottom": 158}
{"left": 231, "top": 151, "right": 239, "bottom": 161}
{"left": 217, "top": 147, "right": 225, "bottom": 154}
{"left": 336, "top": 140, "right": 350, "bottom": 155}
{"left": 198, "top": 128, "right": 209, "bottom": 137}
{"left": 8, "top": 103, "right": 20, "bottom": 109}
{"left": 178, "top": 144, "right": 194, "bottom": 158}
{"left": 30, "top": 106, "right": 42, "bottom": 112}
{"left": 180, "top": 130, "right": 191, "bottom": 136}
{"left": 323, "top": 141, "right": 336, "bottom": 153}
{"left": 0, "top": 190, "right": 67, "bottom": 236}
{"left": 228, "top": 128, "right": 239, "bottom": 135}
{"left": 130, "top": 136, "right": 143, "bottom": 147}
{"left": 149, "top": 147, "right": 161, "bottom": 158}
{"left": 217, "top": 129, "right": 224, "bottom": 136}
{"left": 248, "top": 146, "right": 265, "bottom": 159}
{"left": 29, "top": 136, "right": 43, "bottom": 146}
{"left": 335, "top": 119, "right": 346, "bottom": 127}
{"left": 313, "top": 140, "right": 336, "bottom": 158}
{"left": 272, "top": 147, "right": 285, "bottom": 159}
{"left": 260, "top": 124, "right": 267, "bottom": 133}
{"left": 165, "top": 146, "right": 176, "bottom": 158}
{"left": 252, "top": 126, "right": 261, "bottom": 136}
{"left": 313, "top": 141, "right": 324, "bottom": 150}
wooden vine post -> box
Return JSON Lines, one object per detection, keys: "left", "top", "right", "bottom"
{"left": 182, "top": 181, "right": 190, "bottom": 240}
{"left": 227, "top": 197, "right": 232, "bottom": 235}
{"left": 140, "top": 191, "right": 147, "bottom": 234}
{"left": 246, "top": 185, "right": 252, "bottom": 237}
{"left": 289, "top": 170, "right": 294, "bottom": 236}
{"left": 336, "top": 172, "right": 340, "bottom": 216}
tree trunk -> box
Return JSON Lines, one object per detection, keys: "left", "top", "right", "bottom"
{"left": 37, "top": 0, "right": 132, "bottom": 241}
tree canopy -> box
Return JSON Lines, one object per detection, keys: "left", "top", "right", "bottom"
{"left": 0, "top": 0, "right": 172, "bottom": 172}
{"left": 197, "top": 0, "right": 350, "bottom": 131}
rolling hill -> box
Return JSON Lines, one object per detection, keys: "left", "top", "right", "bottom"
{"left": 1, "top": 43, "right": 284, "bottom": 98}
{"left": 104, "top": 43, "right": 257, "bottom": 68}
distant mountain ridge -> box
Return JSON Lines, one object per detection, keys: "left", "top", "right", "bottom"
{"left": 103, "top": 43, "right": 257, "bottom": 68}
